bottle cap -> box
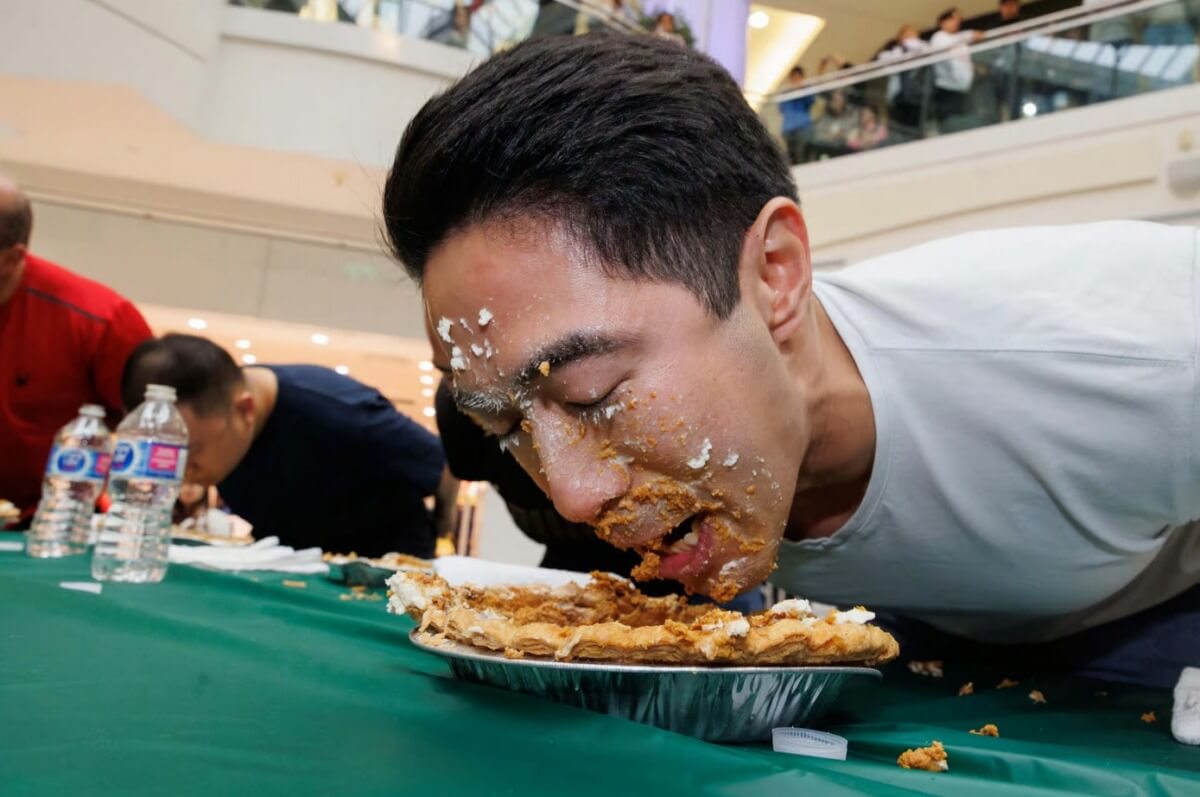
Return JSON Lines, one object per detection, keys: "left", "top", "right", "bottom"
{"left": 771, "top": 728, "right": 848, "bottom": 760}
{"left": 79, "top": 404, "right": 106, "bottom": 418}
{"left": 145, "top": 384, "right": 177, "bottom": 402}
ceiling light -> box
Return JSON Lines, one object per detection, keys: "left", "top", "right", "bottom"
{"left": 335, "top": 365, "right": 350, "bottom": 375}
{"left": 242, "top": 354, "right": 257, "bottom": 365}
{"left": 748, "top": 10, "right": 769, "bottom": 29}
{"left": 311, "top": 333, "right": 330, "bottom": 345}
{"left": 419, "top": 374, "right": 435, "bottom": 385}
{"left": 187, "top": 318, "right": 208, "bottom": 330}
{"left": 418, "top": 360, "right": 434, "bottom": 371}
{"left": 234, "top": 339, "right": 251, "bottom": 349}
{"left": 423, "top": 407, "right": 436, "bottom": 417}
{"left": 421, "top": 387, "right": 434, "bottom": 398}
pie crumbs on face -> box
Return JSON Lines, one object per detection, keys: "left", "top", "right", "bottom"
{"left": 897, "top": 741, "right": 948, "bottom": 772}
{"left": 387, "top": 571, "right": 900, "bottom": 667}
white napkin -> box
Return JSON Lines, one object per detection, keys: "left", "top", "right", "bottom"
{"left": 1174, "top": 666, "right": 1200, "bottom": 745}
{"left": 432, "top": 555, "right": 599, "bottom": 588}
{"left": 169, "top": 536, "right": 330, "bottom": 575}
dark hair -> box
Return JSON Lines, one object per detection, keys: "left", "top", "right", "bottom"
{"left": 938, "top": 7, "right": 960, "bottom": 25}
{"left": 382, "top": 34, "right": 797, "bottom": 319}
{"left": 121, "top": 333, "right": 244, "bottom": 414}
{"left": 790, "top": 64, "right": 806, "bottom": 77}
{"left": 0, "top": 191, "right": 32, "bottom": 249}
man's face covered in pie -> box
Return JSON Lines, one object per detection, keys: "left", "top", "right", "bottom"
{"left": 423, "top": 220, "right": 809, "bottom": 601}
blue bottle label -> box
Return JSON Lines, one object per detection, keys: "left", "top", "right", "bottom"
{"left": 109, "top": 440, "right": 188, "bottom": 482}
{"left": 46, "top": 445, "right": 111, "bottom": 484}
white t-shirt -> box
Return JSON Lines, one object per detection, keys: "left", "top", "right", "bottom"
{"left": 774, "top": 222, "right": 1200, "bottom": 642}
{"left": 930, "top": 29, "right": 976, "bottom": 92}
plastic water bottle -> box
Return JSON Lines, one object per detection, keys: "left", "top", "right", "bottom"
{"left": 26, "top": 405, "right": 113, "bottom": 558}
{"left": 92, "top": 384, "right": 188, "bottom": 583}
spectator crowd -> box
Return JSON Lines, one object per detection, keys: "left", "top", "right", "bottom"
{"left": 777, "top": 0, "right": 1200, "bottom": 164}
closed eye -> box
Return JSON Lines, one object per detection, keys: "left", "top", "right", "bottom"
{"left": 566, "top": 386, "right": 622, "bottom": 425}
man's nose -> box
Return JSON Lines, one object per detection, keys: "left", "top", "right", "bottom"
{"left": 527, "top": 417, "right": 630, "bottom": 525}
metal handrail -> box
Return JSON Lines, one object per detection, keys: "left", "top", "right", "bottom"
{"left": 770, "top": 0, "right": 1186, "bottom": 103}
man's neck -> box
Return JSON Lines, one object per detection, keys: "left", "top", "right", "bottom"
{"left": 785, "top": 297, "right": 877, "bottom": 539}
{"left": 243, "top": 366, "right": 279, "bottom": 438}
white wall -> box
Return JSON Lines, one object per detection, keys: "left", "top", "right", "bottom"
{"left": 29, "top": 201, "right": 428, "bottom": 341}
{"left": 207, "top": 7, "right": 475, "bottom": 165}
{"left": 0, "top": 0, "right": 224, "bottom": 128}
{"left": 797, "top": 84, "right": 1200, "bottom": 266}
{"left": 0, "top": 1, "right": 473, "bottom": 166}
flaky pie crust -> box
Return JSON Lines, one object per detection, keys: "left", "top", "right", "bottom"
{"left": 388, "top": 571, "right": 899, "bottom": 667}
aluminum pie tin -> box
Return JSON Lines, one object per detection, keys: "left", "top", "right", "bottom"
{"left": 409, "top": 629, "right": 879, "bottom": 742}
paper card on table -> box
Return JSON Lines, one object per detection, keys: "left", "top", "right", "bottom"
{"left": 60, "top": 581, "right": 103, "bottom": 595}
{"left": 0, "top": 541, "right": 24, "bottom": 552}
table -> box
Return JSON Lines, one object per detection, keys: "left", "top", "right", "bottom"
{"left": 1, "top": 533, "right": 1196, "bottom": 796}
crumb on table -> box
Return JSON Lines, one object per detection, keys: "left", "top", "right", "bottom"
{"left": 958, "top": 682, "right": 974, "bottom": 696}
{"left": 997, "top": 677, "right": 1020, "bottom": 689}
{"left": 969, "top": 723, "right": 999, "bottom": 737}
{"left": 282, "top": 580, "right": 307, "bottom": 589}
{"left": 1141, "top": 711, "right": 1157, "bottom": 724}
{"left": 897, "top": 741, "right": 949, "bottom": 772}
{"left": 908, "top": 660, "right": 945, "bottom": 678}
{"left": 1029, "top": 689, "right": 1047, "bottom": 704}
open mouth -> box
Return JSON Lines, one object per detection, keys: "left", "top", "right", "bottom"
{"left": 649, "top": 515, "right": 716, "bottom": 582}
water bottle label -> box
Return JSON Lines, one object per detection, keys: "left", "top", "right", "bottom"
{"left": 110, "top": 440, "right": 188, "bottom": 481}
{"left": 46, "top": 445, "right": 110, "bottom": 483}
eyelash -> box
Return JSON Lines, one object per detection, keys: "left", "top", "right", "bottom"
{"left": 572, "top": 391, "right": 620, "bottom": 426}
{"left": 493, "top": 387, "right": 621, "bottom": 451}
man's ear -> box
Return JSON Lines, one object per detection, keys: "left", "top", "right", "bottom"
{"left": 1, "top": 243, "right": 26, "bottom": 268}
{"left": 232, "top": 390, "right": 255, "bottom": 426}
{"left": 740, "top": 198, "right": 812, "bottom": 344}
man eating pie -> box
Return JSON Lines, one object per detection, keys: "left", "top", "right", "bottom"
{"left": 380, "top": 34, "right": 1199, "bottom": 699}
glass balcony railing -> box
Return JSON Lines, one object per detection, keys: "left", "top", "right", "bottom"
{"left": 229, "top": 0, "right": 645, "bottom": 58}
{"left": 767, "top": 0, "right": 1200, "bottom": 166}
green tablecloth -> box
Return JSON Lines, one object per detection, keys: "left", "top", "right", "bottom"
{"left": 0, "top": 533, "right": 1196, "bottom": 796}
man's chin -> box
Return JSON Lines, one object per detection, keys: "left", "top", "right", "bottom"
{"left": 682, "top": 541, "right": 778, "bottom": 604}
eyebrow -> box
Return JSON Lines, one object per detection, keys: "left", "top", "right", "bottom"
{"left": 452, "top": 331, "right": 632, "bottom": 414}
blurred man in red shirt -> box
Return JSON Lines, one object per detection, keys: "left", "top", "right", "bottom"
{"left": 0, "top": 175, "right": 152, "bottom": 523}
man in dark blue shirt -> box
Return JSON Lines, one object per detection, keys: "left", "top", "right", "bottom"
{"left": 122, "top": 334, "right": 445, "bottom": 557}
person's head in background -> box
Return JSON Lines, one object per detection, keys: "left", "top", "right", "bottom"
{"left": 998, "top": 0, "right": 1020, "bottom": 23}
{"left": 826, "top": 88, "right": 848, "bottom": 115}
{"left": 654, "top": 12, "right": 675, "bottom": 33}
{"left": 0, "top": 174, "right": 32, "bottom": 305}
{"left": 785, "top": 64, "right": 805, "bottom": 87}
{"left": 816, "top": 53, "right": 845, "bottom": 74}
{"left": 897, "top": 23, "right": 920, "bottom": 42}
{"left": 453, "top": 3, "right": 470, "bottom": 32}
{"left": 384, "top": 35, "right": 804, "bottom": 600}
{"left": 122, "top": 334, "right": 258, "bottom": 487}
{"left": 939, "top": 7, "right": 963, "bottom": 33}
